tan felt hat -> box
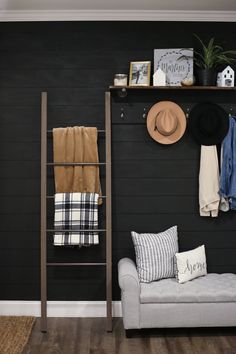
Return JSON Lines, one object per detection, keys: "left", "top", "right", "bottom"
{"left": 146, "top": 101, "right": 187, "bottom": 145}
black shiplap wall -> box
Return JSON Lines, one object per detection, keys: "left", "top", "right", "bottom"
{"left": 0, "top": 21, "right": 236, "bottom": 301}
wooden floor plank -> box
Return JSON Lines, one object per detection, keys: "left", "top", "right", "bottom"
{"left": 23, "top": 318, "right": 236, "bottom": 354}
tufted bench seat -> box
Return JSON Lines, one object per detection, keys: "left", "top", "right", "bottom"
{"left": 140, "top": 273, "right": 236, "bottom": 303}
{"left": 118, "top": 258, "right": 236, "bottom": 335}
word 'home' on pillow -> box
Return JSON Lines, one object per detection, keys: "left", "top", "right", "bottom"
{"left": 131, "top": 226, "right": 178, "bottom": 283}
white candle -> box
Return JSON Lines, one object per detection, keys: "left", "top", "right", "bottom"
{"left": 114, "top": 74, "right": 128, "bottom": 86}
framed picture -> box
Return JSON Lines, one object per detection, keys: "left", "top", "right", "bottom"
{"left": 129, "top": 61, "right": 151, "bottom": 86}
{"left": 154, "top": 49, "right": 193, "bottom": 86}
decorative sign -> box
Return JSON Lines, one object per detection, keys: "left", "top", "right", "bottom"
{"left": 154, "top": 48, "right": 193, "bottom": 86}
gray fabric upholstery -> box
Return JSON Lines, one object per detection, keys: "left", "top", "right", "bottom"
{"left": 140, "top": 273, "right": 236, "bottom": 303}
{"left": 118, "top": 258, "right": 236, "bottom": 329}
{"left": 118, "top": 258, "right": 140, "bottom": 329}
{"left": 140, "top": 303, "right": 236, "bottom": 328}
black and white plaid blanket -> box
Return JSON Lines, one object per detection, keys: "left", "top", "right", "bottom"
{"left": 54, "top": 192, "right": 99, "bottom": 246}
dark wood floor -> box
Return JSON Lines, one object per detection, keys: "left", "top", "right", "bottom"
{"left": 23, "top": 318, "right": 236, "bottom": 354}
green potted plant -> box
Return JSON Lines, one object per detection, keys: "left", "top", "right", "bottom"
{"left": 193, "top": 34, "right": 236, "bottom": 86}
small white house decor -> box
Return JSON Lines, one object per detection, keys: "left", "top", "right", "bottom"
{"left": 217, "top": 66, "right": 235, "bottom": 87}
{"left": 153, "top": 68, "right": 166, "bottom": 86}
{"left": 154, "top": 48, "right": 193, "bottom": 86}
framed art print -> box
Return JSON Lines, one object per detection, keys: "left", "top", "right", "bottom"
{"left": 154, "top": 49, "right": 193, "bottom": 86}
{"left": 129, "top": 61, "right": 151, "bottom": 86}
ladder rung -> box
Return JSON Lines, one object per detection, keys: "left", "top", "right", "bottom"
{"left": 47, "top": 162, "right": 106, "bottom": 166}
{"left": 47, "top": 229, "right": 106, "bottom": 232}
{"left": 47, "top": 262, "right": 106, "bottom": 266}
{"left": 47, "top": 129, "right": 106, "bottom": 133}
{"left": 46, "top": 195, "right": 106, "bottom": 199}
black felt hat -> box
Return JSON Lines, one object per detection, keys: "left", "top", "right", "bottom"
{"left": 188, "top": 102, "right": 229, "bottom": 145}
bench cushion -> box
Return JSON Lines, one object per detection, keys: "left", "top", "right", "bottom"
{"left": 140, "top": 273, "right": 236, "bottom": 303}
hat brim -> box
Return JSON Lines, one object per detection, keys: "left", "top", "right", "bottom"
{"left": 146, "top": 101, "right": 187, "bottom": 145}
{"left": 188, "top": 103, "right": 229, "bottom": 146}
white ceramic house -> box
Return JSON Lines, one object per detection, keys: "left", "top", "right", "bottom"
{"left": 153, "top": 68, "right": 166, "bottom": 86}
{"left": 217, "top": 66, "right": 234, "bottom": 87}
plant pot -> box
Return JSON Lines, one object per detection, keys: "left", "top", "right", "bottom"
{"left": 197, "top": 69, "right": 217, "bottom": 86}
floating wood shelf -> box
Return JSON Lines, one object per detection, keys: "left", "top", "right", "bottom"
{"left": 109, "top": 85, "right": 236, "bottom": 90}
{"left": 109, "top": 85, "right": 236, "bottom": 98}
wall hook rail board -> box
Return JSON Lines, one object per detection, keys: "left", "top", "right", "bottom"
{"left": 40, "top": 92, "right": 113, "bottom": 333}
{"left": 110, "top": 85, "right": 236, "bottom": 121}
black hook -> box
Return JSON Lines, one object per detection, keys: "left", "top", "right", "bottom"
{"left": 142, "top": 108, "right": 147, "bottom": 119}
{"left": 186, "top": 107, "right": 190, "bottom": 119}
{"left": 120, "top": 108, "right": 125, "bottom": 119}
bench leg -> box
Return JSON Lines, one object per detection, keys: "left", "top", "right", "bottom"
{"left": 125, "top": 329, "right": 134, "bottom": 338}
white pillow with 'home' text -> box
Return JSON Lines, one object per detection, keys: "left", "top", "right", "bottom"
{"left": 175, "top": 245, "right": 207, "bottom": 284}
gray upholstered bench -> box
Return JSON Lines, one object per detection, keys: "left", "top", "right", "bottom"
{"left": 118, "top": 258, "right": 236, "bottom": 336}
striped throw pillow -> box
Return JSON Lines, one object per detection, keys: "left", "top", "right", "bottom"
{"left": 131, "top": 226, "right": 178, "bottom": 283}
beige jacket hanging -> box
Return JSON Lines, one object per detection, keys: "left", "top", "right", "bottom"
{"left": 53, "top": 126, "right": 102, "bottom": 204}
{"left": 199, "top": 145, "right": 220, "bottom": 217}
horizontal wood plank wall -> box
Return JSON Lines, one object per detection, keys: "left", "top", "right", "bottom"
{"left": 0, "top": 22, "right": 236, "bottom": 301}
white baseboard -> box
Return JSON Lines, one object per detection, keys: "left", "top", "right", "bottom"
{"left": 0, "top": 301, "right": 122, "bottom": 317}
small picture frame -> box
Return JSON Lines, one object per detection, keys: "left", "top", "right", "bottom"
{"left": 129, "top": 61, "right": 151, "bottom": 86}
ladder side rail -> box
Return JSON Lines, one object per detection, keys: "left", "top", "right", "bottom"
{"left": 40, "top": 92, "right": 48, "bottom": 333}
{"left": 105, "top": 91, "right": 112, "bottom": 332}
